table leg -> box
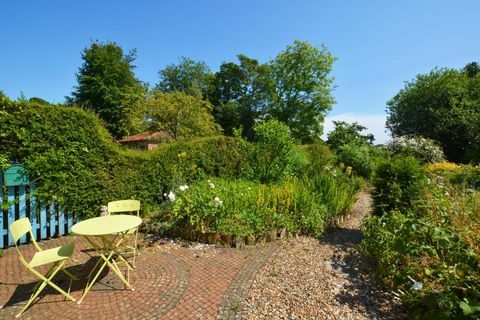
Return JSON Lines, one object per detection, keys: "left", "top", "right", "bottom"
{"left": 78, "top": 233, "right": 135, "bottom": 303}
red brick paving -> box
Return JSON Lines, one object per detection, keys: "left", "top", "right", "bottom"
{"left": 0, "top": 235, "right": 275, "bottom": 319}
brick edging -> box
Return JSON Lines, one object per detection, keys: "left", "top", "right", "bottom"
{"left": 216, "top": 242, "right": 278, "bottom": 320}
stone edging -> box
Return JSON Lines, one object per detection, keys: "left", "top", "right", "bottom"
{"left": 216, "top": 242, "right": 278, "bottom": 320}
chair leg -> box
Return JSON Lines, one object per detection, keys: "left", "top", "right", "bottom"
{"left": 132, "top": 231, "right": 138, "bottom": 268}
{"left": 17, "top": 261, "right": 75, "bottom": 317}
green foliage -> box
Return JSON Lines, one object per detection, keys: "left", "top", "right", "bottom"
{"left": 270, "top": 40, "right": 337, "bottom": 143}
{"left": 136, "top": 90, "right": 220, "bottom": 140}
{"left": 386, "top": 64, "right": 480, "bottom": 163}
{"left": 387, "top": 135, "right": 445, "bottom": 163}
{"left": 300, "top": 143, "right": 334, "bottom": 174}
{"left": 0, "top": 100, "right": 116, "bottom": 213}
{"left": 69, "top": 41, "right": 146, "bottom": 138}
{"left": 156, "top": 57, "right": 213, "bottom": 98}
{"left": 0, "top": 98, "right": 246, "bottom": 217}
{"left": 154, "top": 170, "right": 360, "bottom": 239}
{"left": 209, "top": 54, "right": 275, "bottom": 138}
{"left": 327, "top": 121, "right": 374, "bottom": 149}
{"left": 336, "top": 143, "right": 376, "bottom": 178}
{"left": 373, "top": 156, "right": 427, "bottom": 216}
{"left": 361, "top": 184, "right": 480, "bottom": 319}
{"left": 240, "top": 120, "right": 298, "bottom": 183}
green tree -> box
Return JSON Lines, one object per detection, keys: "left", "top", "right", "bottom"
{"left": 327, "top": 121, "right": 374, "bottom": 149}
{"left": 270, "top": 40, "right": 337, "bottom": 143}
{"left": 70, "top": 41, "right": 145, "bottom": 138}
{"left": 387, "top": 63, "right": 480, "bottom": 163}
{"left": 209, "top": 54, "right": 275, "bottom": 137}
{"left": 141, "top": 90, "right": 220, "bottom": 140}
{"left": 156, "top": 57, "right": 213, "bottom": 98}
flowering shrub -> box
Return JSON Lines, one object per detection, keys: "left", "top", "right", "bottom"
{"left": 427, "top": 163, "right": 480, "bottom": 190}
{"left": 386, "top": 135, "right": 445, "bottom": 163}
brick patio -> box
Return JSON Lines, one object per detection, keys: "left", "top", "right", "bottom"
{"left": 0, "top": 235, "right": 276, "bottom": 319}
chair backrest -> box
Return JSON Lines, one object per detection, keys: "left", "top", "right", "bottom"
{"left": 10, "top": 218, "right": 33, "bottom": 244}
{"left": 107, "top": 200, "right": 140, "bottom": 216}
{"left": 9, "top": 218, "right": 42, "bottom": 264}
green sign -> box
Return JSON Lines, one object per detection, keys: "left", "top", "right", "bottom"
{"left": 3, "top": 164, "right": 30, "bottom": 186}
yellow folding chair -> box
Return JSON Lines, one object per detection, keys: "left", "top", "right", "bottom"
{"left": 107, "top": 200, "right": 140, "bottom": 267}
{"left": 9, "top": 218, "right": 76, "bottom": 317}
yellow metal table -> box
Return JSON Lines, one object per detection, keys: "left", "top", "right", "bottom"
{"left": 72, "top": 215, "right": 142, "bottom": 303}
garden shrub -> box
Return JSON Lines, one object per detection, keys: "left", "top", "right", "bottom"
{"left": 300, "top": 143, "right": 334, "bottom": 174}
{"left": 427, "top": 163, "right": 480, "bottom": 190}
{"left": 335, "top": 143, "right": 375, "bottom": 178}
{"left": 387, "top": 135, "right": 445, "bottom": 163}
{"left": 373, "top": 156, "right": 427, "bottom": 216}
{"left": 361, "top": 185, "right": 480, "bottom": 319}
{"left": 239, "top": 119, "right": 301, "bottom": 183}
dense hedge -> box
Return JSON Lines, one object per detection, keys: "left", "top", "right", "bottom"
{"left": 0, "top": 100, "right": 247, "bottom": 217}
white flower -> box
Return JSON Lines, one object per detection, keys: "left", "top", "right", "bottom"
{"left": 411, "top": 281, "right": 423, "bottom": 291}
{"left": 209, "top": 181, "right": 215, "bottom": 189}
{"left": 214, "top": 196, "right": 223, "bottom": 206}
{"left": 167, "top": 191, "right": 176, "bottom": 202}
{"left": 179, "top": 184, "right": 189, "bottom": 191}
{"left": 163, "top": 193, "right": 167, "bottom": 197}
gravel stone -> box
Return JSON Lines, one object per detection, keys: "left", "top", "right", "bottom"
{"left": 243, "top": 192, "right": 405, "bottom": 320}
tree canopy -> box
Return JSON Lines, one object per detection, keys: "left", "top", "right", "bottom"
{"left": 156, "top": 57, "right": 213, "bottom": 98}
{"left": 70, "top": 41, "right": 145, "bottom": 138}
{"left": 387, "top": 63, "right": 480, "bottom": 163}
{"left": 270, "top": 40, "right": 337, "bottom": 143}
{"left": 141, "top": 90, "right": 220, "bottom": 140}
{"left": 327, "top": 121, "right": 374, "bottom": 149}
{"left": 209, "top": 54, "right": 275, "bottom": 138}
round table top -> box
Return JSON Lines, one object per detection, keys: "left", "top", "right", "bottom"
{"left": 72, "top": 215, "right": 142, "bottom": 236}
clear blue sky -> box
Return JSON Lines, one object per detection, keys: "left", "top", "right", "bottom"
{"left": 1, "top": 0, "right": 479, "bottom": 142}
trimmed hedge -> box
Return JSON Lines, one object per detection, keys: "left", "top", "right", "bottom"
{"left": 0, "top": 100, "right": 247, "bottom": 217}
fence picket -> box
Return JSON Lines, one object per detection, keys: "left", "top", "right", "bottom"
{"left": 49, "top": 202, "right": 56, "bottom": 238}
{"left": 7, "top": 186, "right": 15, "bottom": 246}
{"left": 40, "top": 203, "right": 47, "bottom": 240}
{"left": 30, "top": 183, "right": 38, "bottom": 241}
{"left": 19, "top": 185, "right": 27, "bottom": 244}
{"left": 0, "top": 176, "right": 4, "bottom": 248}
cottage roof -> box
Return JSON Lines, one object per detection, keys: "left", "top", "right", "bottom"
{"left": 118, "top": 131, "right": 172, "bottom": 143}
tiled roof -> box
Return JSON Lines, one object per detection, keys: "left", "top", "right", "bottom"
{"left": 118, "top": 131, "right": 172, "bottom": 143}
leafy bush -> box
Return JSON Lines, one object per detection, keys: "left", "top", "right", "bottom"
{"left": 361, "top": 185, "right": 480, "bottom": 319}
{"left": 335, "top": 143, "right": 375, "bottom": 178}
{"left": 300, "top": 143, "right": 334, "bottom": 174}
{"left": 387, "top": 135, "right": 445, "bottom": 163}
{"left": 373, "top": 156, "right": 427, "bottom": 216}
{"left": 239, "top": 119, "right": 301, "bottom": 183}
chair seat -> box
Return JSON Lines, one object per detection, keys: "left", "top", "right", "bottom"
{"left": 29, "top": 243, "right": 75, "bottom": 268}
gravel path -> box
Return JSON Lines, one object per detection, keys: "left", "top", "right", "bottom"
{"left": 243, "top": 192, "right": 405, "bottom": 320}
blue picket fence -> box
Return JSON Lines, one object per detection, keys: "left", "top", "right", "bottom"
{"left": 1, "top": 165, "right": 78, "bottom": 249}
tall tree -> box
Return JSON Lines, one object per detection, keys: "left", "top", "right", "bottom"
{"left": 70, "top": 41, "right": 145, "bottom": 138}
{"left": 141, "top": 90, "right": 220, "bottom": 140}
{"left": 209, "top": 55, "right": 275, "bottom": 137}
{"left": 270, "top": 40, "right": 336, "bottom": 143}
{"left": 327, "top": 121, "right": 374, "bottom": 149}
{"left": 156, "top": 57, "right": 213, "bottom": 98}
{"left": 387, "top": 63, "right": 480, "bottom": 163}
